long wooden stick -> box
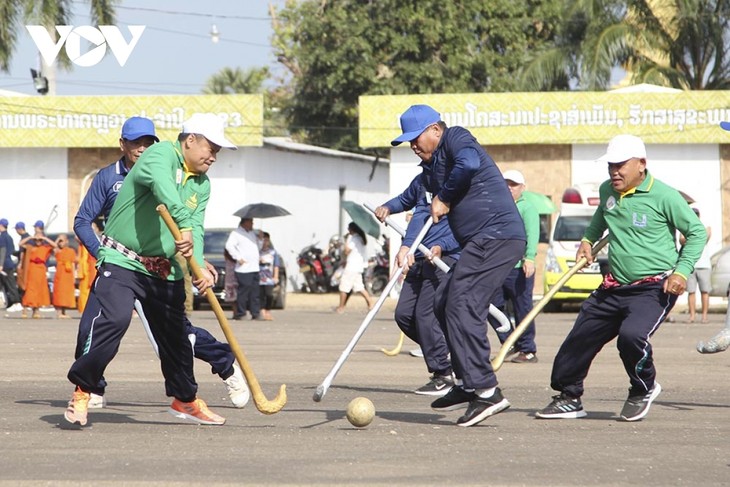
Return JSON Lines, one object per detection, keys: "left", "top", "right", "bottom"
{"left": 157, "top": 204, "right": 286, "bottom": 415}
{"left": 490, "top": 236, "right": 609, "bottom": 371}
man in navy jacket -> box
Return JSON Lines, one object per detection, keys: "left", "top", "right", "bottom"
{"left": 391, "top": 105, "right": 526, "bottom": 427}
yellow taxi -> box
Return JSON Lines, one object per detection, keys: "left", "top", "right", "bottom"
{"left": 543, "top": 183, "right": 607, "bottom": 311}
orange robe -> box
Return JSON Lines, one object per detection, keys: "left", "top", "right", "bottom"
{"left": 77, "top": 244, "right": 97, "bottom": 313}
{"left": 53, "top": 247, "right": 77, "bottom": 309}
{"left": 21, "top": 243, "right": 53, "bottom": 308}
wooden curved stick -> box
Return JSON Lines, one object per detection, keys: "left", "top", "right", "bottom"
{"left": 381, "top": 332, "right": 405, "bottom": 356}
{"left": 157, "top": 204, "right": 286, "bottom": 415}
{"left": 491, "top": 236, "right": 609, "bottom": 371}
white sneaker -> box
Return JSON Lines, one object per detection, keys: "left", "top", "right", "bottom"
{"left": 409, "top": 348, "right": 424, "bottom": 358}
{"left": 6, "top": 303, "right": 23, "bottom": 313}
{"left": 224, "top": 364, "right": 250, "bottom": 408}
{"left": 88, "top": 393, "right": 107, "bottom": 409}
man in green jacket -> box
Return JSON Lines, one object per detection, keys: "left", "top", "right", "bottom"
{"left": 536, "top": 134, "right": 706, "bottom": 422}
{"left": 488, "top": 169, "right": 541, "bottom": 363}
{"left": 65, "top": 113, "right": 237, "bottom": 428}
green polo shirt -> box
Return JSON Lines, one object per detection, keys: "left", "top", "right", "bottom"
{"left": 582, "top": 170, "right": 706, "bottom": 285}
{"left": 98, "top": 140, "right": 210, "bottom": 280}
{"left": 515, "top": 195, "right": 539, "bottom": 267}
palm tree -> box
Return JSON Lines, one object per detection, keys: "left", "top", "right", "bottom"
{"left": 521, "top": 0, "right": 730, "bottom": 91}
{"left": 203, "top": 66, "right": 269, "bottom": 95}
{"left": 0, "top": 0, "right": 117, "bottom": 72}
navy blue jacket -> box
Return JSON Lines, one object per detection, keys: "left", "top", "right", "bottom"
{"left": 383, "top": 172, "right": 460, "bottom": 260}
{"left": 0, "top": 230, "right": 15, "bottom": 270}
{"left": 73, "top": 158, "right": 130, "bottom": 258}
{"left": 431, "top": 126, "right": 525, "bottom": 245}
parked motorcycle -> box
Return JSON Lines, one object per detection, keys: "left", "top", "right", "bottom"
{"left": 365, "top": 245, "right": 389, "bottom": 296}
{"left": 297, "top": 236, "right": 341, "bottom": 293}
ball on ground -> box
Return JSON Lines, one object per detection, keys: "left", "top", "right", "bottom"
{"left": 346, "top": 397, "right": 375, "bottom": 428}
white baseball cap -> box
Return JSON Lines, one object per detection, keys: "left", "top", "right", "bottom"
{"left": 597, "top": 134, "right": 646, "bottom": 163}
{"left": 182, "top": 113, "right": 237, "bottom": 150}
{"left": 503, "top": 169, "right": 525, "bottom": 185}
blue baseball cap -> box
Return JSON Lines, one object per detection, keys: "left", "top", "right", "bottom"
{"left": 34, "top": 220, "right": 44, "bottom": 229}
{"left": 0, "top": 218, "right": 8, "bottom": 227}
{"left": 391, "top": 105, "right": 442, "bottom": 146}
{"left": 121, "top": 117, "right": 159, "bottom": 142}
{"left": 15, "top": 221, "right": 25, "bottom": 230}
{"left": 721, "top": 121, "right": 730, "bottom": 131}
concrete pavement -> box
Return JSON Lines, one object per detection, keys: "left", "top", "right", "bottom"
{"left": 1, "top": 293, "right": 728, "bottom": 486}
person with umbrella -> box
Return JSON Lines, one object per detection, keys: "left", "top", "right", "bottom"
{"left": 486, "top": 169, "right": 541, "bottom": 364}
{"left": 334, "top": 222, "right": 374, "bottom": 314}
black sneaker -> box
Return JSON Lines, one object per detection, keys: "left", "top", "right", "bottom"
{"left": 431, "top": 386, "right": 475, "bottom": 411}
{"left": 620, "top": 382, "right": 661, "bottom": 422}
{"left": 535, "top": 393, "right": 587, "bottom": 419}
{"left": 414, "top": 374, "right": 455, "bottom": 396}
{"left": 456, "top": 388, "right": 511, "bottom": 427}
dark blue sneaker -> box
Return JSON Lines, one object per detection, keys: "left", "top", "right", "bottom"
{"left": 535, "top": 393, "right": 587, "bottom": 419}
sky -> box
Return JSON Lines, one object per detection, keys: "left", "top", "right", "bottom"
{"left": 0, "top": 0, "right": 287, "bottom": 96}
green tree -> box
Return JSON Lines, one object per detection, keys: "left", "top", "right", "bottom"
{"left": 0, "top": 0, "right": 117, "bottom": 72}
{"left": 521, "top": 0, "right": 730, "bottom": 91}
{"left": 272, "top": 0, "right": 562, "bottom": 151}
{"left": 203, "top": 66, "right": 269, "bottom": 95}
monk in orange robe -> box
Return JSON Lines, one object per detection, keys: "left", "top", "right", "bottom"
{"left": 53, "top": 234, "right": 77, "bottom": 318}
{"left": 19, "top": 229, "right": 56, "bottom": 319}
{"left": 76, "top": 242, "right": 97, "bottom": 313}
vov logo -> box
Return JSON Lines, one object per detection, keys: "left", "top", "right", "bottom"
{"left": 26, "top": 25, "right": 146, "bottom": 67}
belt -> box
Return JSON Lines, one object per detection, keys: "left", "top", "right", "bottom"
{"left": 100, "top": 235, "right": 172, "bottom": 279}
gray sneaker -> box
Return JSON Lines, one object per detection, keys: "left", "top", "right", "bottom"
{"left": 414, "top": 374, "right": 454, "bottom": 396}
{"left": 536, "top": 393, "right": 587, "bottom": 419}
{"left": 620, "top": 382, "right": 661, "bottom": 422}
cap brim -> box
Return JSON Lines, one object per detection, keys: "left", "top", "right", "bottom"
{"left": 124, "top": 132, "right": 159, "bottom": 142}
{"left": 721, "top": 121, "right": 730, "bottom": 131}
{"left": 206, "top": 136, "right": 238, "bottom": 150}
{"left": 391, "top": 129, "right": 427, "bottom": 147}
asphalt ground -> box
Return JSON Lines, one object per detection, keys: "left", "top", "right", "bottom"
{"left": 1, "top": 293, "right": 729, "bottom": 486}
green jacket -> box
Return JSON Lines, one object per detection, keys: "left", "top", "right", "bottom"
{"left": 515, "top": 195, "right": 539, "bottom": 268}
{"left": 98, "top": 141, "right": 209, "bottom": 280}
{"left": 582, "top": 170, "right": 705, "bottom": 285}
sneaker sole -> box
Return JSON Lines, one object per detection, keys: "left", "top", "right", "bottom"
{"left": 620, "top": 382, "right": 662, "bottom": 422}
{"left": 457, "top": 398, "right": 511, "bottom": 427}
{"left": 62, "top": 411, "right": 88, "bottom": 428}
{"left": 431, "top": 401, "right": 470, "bottom": 412}
{"left": 414, "top": 387, "right": 453, "bottom": 397}
{"left": 535, "top": 410, "right": 587, "bottom": 419}
{"left": 168, "top": 407, "right": 226, "bottom": 426}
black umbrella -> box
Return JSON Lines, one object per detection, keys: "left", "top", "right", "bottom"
{"left": 342, "top": 200, "right": 380, "bottom": 238}
{"left": 233, "top": 203, "right": 291, "bottom": 219}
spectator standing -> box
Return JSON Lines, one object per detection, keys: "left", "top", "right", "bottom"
{"left": 0, "top": 218, "right": 23, "bottom": 312}
{"left": 258, "top": 232, "right": 280, "bottom": 321}
{"left": 52, "top": 233, "right": 77, "bottom": 318}
{"left": 334, "top": 222, "right": 374, "bottom": 314}
{"left": 682, "top": 207, "right": 711, "bottom": 323}
{"left": 225, "top": 218, "right": 263, "bottom": 321}
{"left": 19, "top": 221, "right": 56, "bottom": 319}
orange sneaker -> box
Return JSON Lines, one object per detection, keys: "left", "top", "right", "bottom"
{"left": 64, "top": 386, "right": 91, "bottom": 427}
{"left": 168, "top": 397, "right": 226, "bottom": 426}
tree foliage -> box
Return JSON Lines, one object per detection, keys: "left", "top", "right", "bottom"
{"left": 272, "top": 0, "right": 562, "bottom": 151}
{"left": 0, "top": 0, "right": 117, "bottom": 72}
{"left": 520, "top": 0, "right": 730, "bottom": 91}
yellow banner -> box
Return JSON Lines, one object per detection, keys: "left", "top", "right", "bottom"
{"left": 359, "top": 92, "right": 730, "bottom": 147}
{"left": 0, "top": 94, "right": 263, "bottom": 147}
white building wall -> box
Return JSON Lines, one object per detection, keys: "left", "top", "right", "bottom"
{"left": 204, "top": 144, "right": 390, "bottom": 291}
{"left": 0, "top": 148, "right": 69, "bottom": 245}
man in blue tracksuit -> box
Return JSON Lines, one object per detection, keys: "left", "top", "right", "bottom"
{"left": 391, "top": 105, "right": 526, "bottom": 427}
{"left": 375, "top": 174, "right": 461, "bottom": 397}
{"left": 73, "top": 117, "right": 249, "bottom": 410}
